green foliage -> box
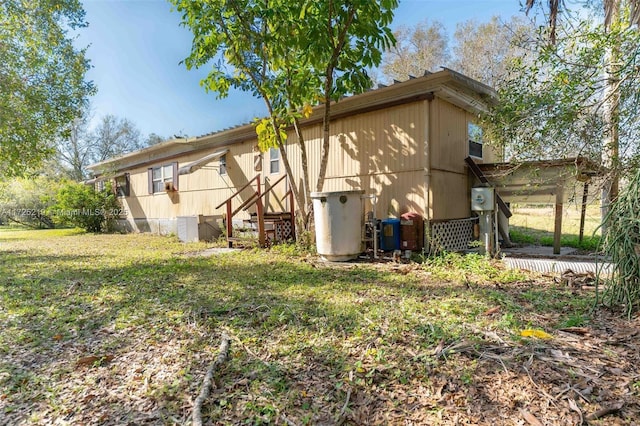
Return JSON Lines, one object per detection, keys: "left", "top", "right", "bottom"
{"left": 0, "top": 0, "right": 95, "bottom": 177}
{"left": 485, "top": 21, "right": 602, "bottom": 160}
{"left": 558, "top": 313, "right": 587, "bottom": 329}
{"left": 0, "top": 176, "right": 63, "bottom": 228}
{"left": 170, "top": 0, "right": 398, "bottom": 225}
{"left": 424, "top": 252, "right": 527, "bottom": 284}
{"left": 509, "top": 227, "right": 601, "bottom": 252}
{"left": 484, "top": 14, "right": 640, "bottom": 177}
{"left": 599, "top": 168, "right": 640, "bottom": 315}
{"left": 51, "top": 182, "right": 122, "bottom": 233}
{"left": 254, "top": 118, "right": 287, "bottom": 152}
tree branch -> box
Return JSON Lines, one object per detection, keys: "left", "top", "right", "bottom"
{"left": 192, "top": 334, "right": 231, "bottom": 426}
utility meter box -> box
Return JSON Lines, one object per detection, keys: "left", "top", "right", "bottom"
{"left": 471, "top": 187, "right": 495, "bottom": 211}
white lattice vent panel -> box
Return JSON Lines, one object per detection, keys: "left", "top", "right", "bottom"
{"left": 428, "top": 217, "right": 478, "bottom": 254}
{"left": 276, "top": 221, "right": 293, "bottom": 242}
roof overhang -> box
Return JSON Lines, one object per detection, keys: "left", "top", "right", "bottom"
{"left": 476, "top": 157, "right": 603, "bottom": 204}
{"left": 83, "top": 172, "right": 128, "bottom": 185}
{"left": 86, "top": 137, "right": 198, "bottom": 174}
{"left": 89, "top": 69, "right": 497, "bottom": 173}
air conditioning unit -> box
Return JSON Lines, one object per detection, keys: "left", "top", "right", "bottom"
{"left": 164, "top": 182, "right": 176, "bottom": 192}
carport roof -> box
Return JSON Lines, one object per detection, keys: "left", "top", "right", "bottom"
{"left": 476, "top": 157, "right": 603, "bottom": 204}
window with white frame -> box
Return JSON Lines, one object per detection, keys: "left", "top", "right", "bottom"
{"left": 468, "top": 122, "right": 483, "bottom": 158}
{"left": 269, "top": 147, "right": 280, "bottom": 174}
{"left": 151, "top": 164, "right": 174, "bottom": 193}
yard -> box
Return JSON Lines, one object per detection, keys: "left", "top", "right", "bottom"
{"left": 509, "top": 203, "right": 603, "bottom": 251}
{"left": 1, "top": 228, "right": 638, "bottom": 425}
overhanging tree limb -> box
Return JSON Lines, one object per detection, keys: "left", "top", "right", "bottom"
{"left": 172, "top": 0, "right": 397, "bottom": 233}
{"left": 0, "top": 0, "right": 94, "bottom": 177}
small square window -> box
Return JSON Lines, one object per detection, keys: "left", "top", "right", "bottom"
{"left": 269, "top": 147, "right": 280, "bottom": 174}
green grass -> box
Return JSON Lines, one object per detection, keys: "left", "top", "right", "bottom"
{"left": 0, "top": 228, "right": 604, "bottom": 424}
{"left": 509, "top": 204, "right": 602, "bottom": 251}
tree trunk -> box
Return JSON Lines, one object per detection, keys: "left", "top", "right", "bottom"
{"left": 260, "top": 95, "right": 308, "bottom": 240}
{"left": 316, "top": 73, "right": 333, "bottom": 193}
{"left": 292, "top": 117, "right": 313, "bottom": 229}
{"left": 315, "top": 3, "right": 356, "bottom": 193}
{"left": 600, "top": 0, "right": 621, "bottom": 233}
{"left": 269, "top": 116, "right": 308, "bottom": 236}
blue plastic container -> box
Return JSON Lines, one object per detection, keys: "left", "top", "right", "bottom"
{"left": 380, "top": 218, "right": 401, "bottom": 251}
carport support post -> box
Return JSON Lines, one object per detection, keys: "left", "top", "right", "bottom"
{"left": 553, "top": 185, "right": 564, "bottom": 255}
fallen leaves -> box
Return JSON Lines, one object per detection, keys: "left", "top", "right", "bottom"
{"left": 519, "top": 408, "right": 544, "bottom": 426}
{"left": 2, "top": 230, "right": 640, "bottom": 425}
{"left": 483, "top": 306, "right": 501, "bottom": 316}
{"left": 75, "top": 354, "right": 115, "bottom": 368}
{"left": 558, "top": 326, "right": 590, "bottom": 335}
{"left": 521, "top": 329, "right": 553, "bottom": 339}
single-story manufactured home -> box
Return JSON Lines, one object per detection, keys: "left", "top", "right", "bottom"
{"left": 87, "top": 68, "right": 599, "bottom": 252}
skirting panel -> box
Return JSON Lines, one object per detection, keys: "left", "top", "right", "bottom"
{"left": 427, "top": 217, "right": 478, "bottom": 254}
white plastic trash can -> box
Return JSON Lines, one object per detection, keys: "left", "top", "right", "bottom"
{"left": 311, "top": 190, "right": 364, "bottom": 261}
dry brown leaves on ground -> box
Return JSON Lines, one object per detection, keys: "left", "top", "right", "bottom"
{"left": 2, "top": 235, "right": 639, "bottom": 426}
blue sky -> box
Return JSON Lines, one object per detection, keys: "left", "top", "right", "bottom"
{"left": 78, "top": 0, "right": 526, "bottom": 139}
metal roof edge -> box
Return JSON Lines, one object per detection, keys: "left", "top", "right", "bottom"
{"left": 91, "top": 69, "right": 496, "bottom": 174}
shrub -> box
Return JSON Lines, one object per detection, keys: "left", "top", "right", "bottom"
{"left": 52, "top": 182, "right": 122, "bottom": 232}
{"left": 600, "top": 169, "right": 640, "bottom": 315}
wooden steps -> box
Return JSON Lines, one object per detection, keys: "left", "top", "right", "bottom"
{"left": 217, "top": 174, "right": 295, "bottom": 248}
{"left": 226, "top": 211, "right": 293, "bottom": 247}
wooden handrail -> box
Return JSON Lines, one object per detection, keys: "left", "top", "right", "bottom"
{"left": 280, "top": 189, "right": 292, "bottom": 202}
{"left": 215, "top": 175, "right": 260, "bottom": 209}
{"left": 232, "top": 191, "right": 259, "bottom": 217}
{"left": 243, "top": 174, "right": 287, "bottom": 211}
{"left": 215, "top": 173, "right": 292, "bottom": 248}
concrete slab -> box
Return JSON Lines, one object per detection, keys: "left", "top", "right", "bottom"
{"left": 501, "top": 245, "right": 577, "bottom": 257}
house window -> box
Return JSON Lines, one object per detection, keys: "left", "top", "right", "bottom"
{"left": 468, "top": 122, "right": 483, "bottom": 159}
{"left": 219, "top": 154, "right": 227, "bottom": 175}
{"left": 95, "top": 179, "right": 105, "bottom": 192}
{"left": 149, "top": 163, "right": 177, "bottom": 193}
{"left": 269, "top": 147, "right": 280, "bottom": 174}
{"left": 115, "top": 173, "right": 130, "bottom": 197}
